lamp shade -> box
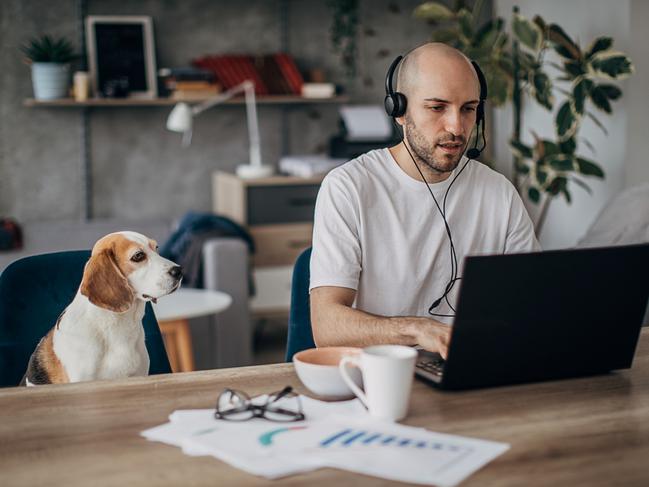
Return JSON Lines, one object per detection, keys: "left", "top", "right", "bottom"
{"left": 166, "top": 102, "right": 193, "bottom": 133}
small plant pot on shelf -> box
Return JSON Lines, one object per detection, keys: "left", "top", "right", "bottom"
{"left": 31, "top": 62, "right": 70, "bottom": 100}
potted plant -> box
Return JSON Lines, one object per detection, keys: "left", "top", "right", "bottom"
{"left": 21, "top": 34, "right": 77, "bottom": 100}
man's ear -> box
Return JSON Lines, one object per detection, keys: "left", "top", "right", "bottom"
{"left": 80, "top": 249, "right": 133, "bottom": 313}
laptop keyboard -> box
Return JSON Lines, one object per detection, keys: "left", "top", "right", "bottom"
{"left": 415, "top": 351, "right": 446, "bottom": 382}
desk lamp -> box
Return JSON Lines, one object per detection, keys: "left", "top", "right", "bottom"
{"left": 166, "top": 80, "right": 273, "bottom": 178}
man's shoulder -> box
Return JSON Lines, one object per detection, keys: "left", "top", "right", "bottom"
{"left": 323, "top": 148, "right": 390, "bottom": 185}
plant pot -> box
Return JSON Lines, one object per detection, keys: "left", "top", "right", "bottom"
{"left": 31, "top": 62, "right": 70, "bottom": 100}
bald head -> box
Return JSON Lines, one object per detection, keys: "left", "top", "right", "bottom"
{"left": 396, "top": 43, "right": 480, "bottom": 100}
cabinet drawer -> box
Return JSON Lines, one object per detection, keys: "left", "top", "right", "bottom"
{"left": 251, "top": 224, "right": 313, "bottom": 267}
{"left": 247, "top": 184, "right": 320, "bottom": 225}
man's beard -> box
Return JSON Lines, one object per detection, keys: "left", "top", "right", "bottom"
{"left": 404, "top": 114, "right": 467, "bottom": 174}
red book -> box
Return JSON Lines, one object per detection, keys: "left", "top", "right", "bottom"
{"left": 274, "top": 53, "right": 304, "bottom": 95}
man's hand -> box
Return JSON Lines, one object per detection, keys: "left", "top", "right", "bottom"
{"left": 412, "top": 319, "right": 452, "bottom": 359}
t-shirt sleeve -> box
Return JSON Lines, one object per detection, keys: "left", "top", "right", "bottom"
{"left": 504, "top": 181, "right": 542, "bottom": 253}
{"left": 310, "top": 171, "right": 362, "bottom": 292}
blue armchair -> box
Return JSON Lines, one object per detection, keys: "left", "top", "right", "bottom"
{"left": 0, "top": 250, "right": 171, "bottom": 387}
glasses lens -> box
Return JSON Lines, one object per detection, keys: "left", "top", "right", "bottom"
{"left": 216, "top": 389, "right": 252, "bottom": 421}
{"left": 264, "top": 391, "right": 304, "bottom": 422}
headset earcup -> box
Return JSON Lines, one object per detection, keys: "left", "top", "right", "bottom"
{"left": 384, "top": 95, "right": 396, "bottom": 117}
{"left": 393, "top": 93, "right": 407, "bottom": 118}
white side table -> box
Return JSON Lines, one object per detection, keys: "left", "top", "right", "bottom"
{"left": 153, "top": 288, "right": 232, "bottom": 372}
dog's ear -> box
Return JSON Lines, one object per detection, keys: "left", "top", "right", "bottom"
{"left": 80, "top": 248, "right": 133, "bottom": 313}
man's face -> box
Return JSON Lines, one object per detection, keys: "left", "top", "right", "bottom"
{"left": 400, "top": 58, "right": 480, "bottom": 174}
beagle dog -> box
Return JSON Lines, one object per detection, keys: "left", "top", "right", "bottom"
{"left": 22, "top": 231, "right": 182, "bottom": 385}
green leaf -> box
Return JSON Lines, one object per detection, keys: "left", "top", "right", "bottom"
{"left": 533, "top": 135, "right": 560, "bottom": 160}
{"left": 474, "top": 18, "right": 504, "bottom": 48}
{"left": 556, "top": 101, "right": 580, "bottom": 140}
{"left": 512, "top": 13, "right": 542, "bottom": 51}
{"left": 458, "top": 8, "right": 473, "bottom": 40}
{"left": 559, "top": 137, "right": 577, "bottom": 154}
{"left": 531, "top": 70, "right": 553, "bottom": 109}
{"left": 590, "top": 53, "right": 634, "bottom": 79}
{"left": 528, "top": 186, "right": 541, "bottom": 203}
{"left": 484, "top": 66, "right": 510, "bottom": 106}
{"left": 561, "top": 187, "right": 572, "bottom": 203}
{"left": 572, "top": 77, "right": 593, "bottom": 115}
{"left": 430, "top": 27, "right": 461, "bottom": 43}
{"left": 576, "top": 157, "right": 605, "bottom": 178}
{"left": 590, "top": 86, "right": 612, "bottom": 113}
{"left": 510, "top": 139, "right": 533, "bottom": 159}
{"left": 413, "top": 2, "right": 456, "bottom": 21}
{"left": 548, "top": 24, "right": 580, "bottom": 60}
{"left": 585, "top": 36, "right": 613, "bottom": 59}
{"left": 564, "top": 61, "right": 586, "bottom": 79}
{"left": 547, "top": 176, "right": 567, "bottom": 196}
{"left": 536, "top": 165, "right": 548, "bottom": 185}
{"left": 597, "top": 83, "right": 622, "bottom": 100}
{"left": 547, "top": 154, "right": 575, "bottom": 171}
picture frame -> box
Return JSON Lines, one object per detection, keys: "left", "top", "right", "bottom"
{"left": 86, "top": 15, "right": 158, "bottom": 99}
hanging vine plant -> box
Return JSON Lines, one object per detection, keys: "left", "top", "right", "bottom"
{"left": 328, "top": 0, "right": 360, "bottom": 79}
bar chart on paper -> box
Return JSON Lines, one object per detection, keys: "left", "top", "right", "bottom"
{"left": 318, "top": 428, "right": 468, "bottom": 453}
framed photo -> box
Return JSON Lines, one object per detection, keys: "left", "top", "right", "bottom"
{"left": 86, "top": 16, "right": 158, "bottom": 98}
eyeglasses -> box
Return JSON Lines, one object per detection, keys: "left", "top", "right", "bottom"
{"left": 214, "top": 385, "right": 305, "bottom": 422}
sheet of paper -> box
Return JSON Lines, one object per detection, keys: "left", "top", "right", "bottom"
{"left": 141, "top": 395, "right": 509, "bottom": 485}
{"left": 339, "top": 105, "right": 392, "bottom": 141}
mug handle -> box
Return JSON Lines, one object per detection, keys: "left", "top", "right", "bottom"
{"left": 339, "top": 356, "right": 368, "bottom": 408}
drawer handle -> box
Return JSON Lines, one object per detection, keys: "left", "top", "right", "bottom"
{"left": 287, "top": 239, "right": 311, "bottom": 248}
{"left": 288, "top": 198, "right": 316, "bottom": 207}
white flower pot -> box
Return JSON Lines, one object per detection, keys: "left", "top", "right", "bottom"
{"left": 31, "top": 63, "right": 70, "bottom": 100}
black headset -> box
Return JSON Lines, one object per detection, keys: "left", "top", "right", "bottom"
{"left": 384, "top": 53, "right": 489, "bottom": 317}
{"left": 384, "top": 54, "right": 488, "bottom": 158}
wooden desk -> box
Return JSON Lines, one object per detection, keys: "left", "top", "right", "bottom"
{"left": 1, "top": 329, "right": 648, "bottom": 486}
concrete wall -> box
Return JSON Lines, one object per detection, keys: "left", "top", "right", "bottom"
{"left": 494, "top": 0, "right": 643, "bottom": 249}
{"left": 0, "top": 0, "right": 441, "bottom": 222}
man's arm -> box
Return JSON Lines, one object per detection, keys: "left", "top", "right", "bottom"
{"left": 310, "top": 286, "right": 451, "bottom": 359}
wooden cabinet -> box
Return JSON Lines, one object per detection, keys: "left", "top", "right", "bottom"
{"left": 213, "top": 171, "right": 324, "bottom": 313}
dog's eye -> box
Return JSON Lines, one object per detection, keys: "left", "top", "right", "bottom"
{"left": 131, "top": 251, "right": 146, "bottom": 262}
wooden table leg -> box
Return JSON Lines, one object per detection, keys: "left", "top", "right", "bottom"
{"left": 159, "top": 319, "right": 196, "bottom": 372}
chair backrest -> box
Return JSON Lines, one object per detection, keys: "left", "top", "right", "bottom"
{"left": 285, "top": 247, "right": 315, "bottom": 361}
{"left": 0, "top": 250, "right": 171, "bottom": 387}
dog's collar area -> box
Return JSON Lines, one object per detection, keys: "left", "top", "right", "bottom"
{"left": 142, "top": 294, "right": 158, "bottom": 304}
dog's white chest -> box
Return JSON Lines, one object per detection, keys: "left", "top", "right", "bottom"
{"left": 54, "top": 295, "right": 150, "bottom": 382}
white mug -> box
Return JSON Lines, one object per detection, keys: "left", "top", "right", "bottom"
{"left": 339, "top": 344, "right": 417, "bottom": 421}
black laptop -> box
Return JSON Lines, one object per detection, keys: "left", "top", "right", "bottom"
{"left": 416, "top": 243, "right": 649, "bottom": 390}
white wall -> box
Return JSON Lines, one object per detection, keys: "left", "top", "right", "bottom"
{"left": 627, "top": 0, "right": 649, "bottom": 187}
{"left": 494, "top": 0, "right": 638, "bottom": 249}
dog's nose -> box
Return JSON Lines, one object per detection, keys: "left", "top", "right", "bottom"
{"left": 169, "top": 265, "right": 183, "bottom": 280}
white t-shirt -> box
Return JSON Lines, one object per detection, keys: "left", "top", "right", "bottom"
{"left": 310, "top": 148, "right": 540, "bottom": 323}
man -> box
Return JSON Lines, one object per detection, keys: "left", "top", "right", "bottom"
{"left": 309, "top": 43, "right": 539, "bottom": 359}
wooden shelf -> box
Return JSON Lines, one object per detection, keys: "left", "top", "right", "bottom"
{"left": 24, "top": 95, "right": 349, "bottom": 108}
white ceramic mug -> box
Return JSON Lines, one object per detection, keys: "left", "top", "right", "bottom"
{"left": 339, "top": 344, "right": 417, "bottom": 421}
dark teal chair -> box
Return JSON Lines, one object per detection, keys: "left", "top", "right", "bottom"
{"left": 0, "top": 251, "right": 171, "bottom": 387}
{"left": 285, "top": 247, "right": 315, "bottom": 361}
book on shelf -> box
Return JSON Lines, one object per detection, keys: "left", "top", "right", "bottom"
{"left": 192, "top": 53, "right": 309, "bottom": 97}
